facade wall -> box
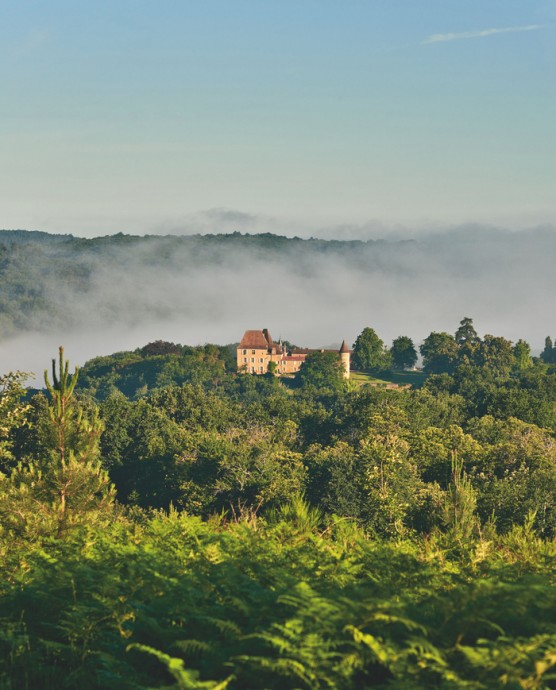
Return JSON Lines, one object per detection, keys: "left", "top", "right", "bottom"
{"left": 237, "top": 347, "right": 271, "bottom": 374}
{"left": 236, "top": 347, "right": 306, "bottom": 375}
{"left": 279, "top": 358, "right": 305, "bottom": 375}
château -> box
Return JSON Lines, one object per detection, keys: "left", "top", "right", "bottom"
{"left": 237, "top": 328, "right": 351, "bottom": 378}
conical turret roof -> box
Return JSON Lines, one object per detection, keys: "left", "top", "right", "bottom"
{"left": 339, "top": 340, "right": 350, "bottom": 353}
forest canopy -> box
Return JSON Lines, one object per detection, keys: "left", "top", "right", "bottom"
{"left": 1, "top": 318, "right": 556, "bottom": 689}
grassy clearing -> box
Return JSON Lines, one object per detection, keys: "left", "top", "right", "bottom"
{"left": 350, "top": 371, "right": 390, "bottom": 385}
{"left": 350, "top": 369, "right": 427, "bottom": 388}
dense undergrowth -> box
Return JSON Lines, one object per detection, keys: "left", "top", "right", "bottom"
{"left": 1, "top": 504, "right": 555, "bottom": 690}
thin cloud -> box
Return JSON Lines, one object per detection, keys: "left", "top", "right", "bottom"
{"left": 423, "top": 24, "right": 544, "bottom": 45}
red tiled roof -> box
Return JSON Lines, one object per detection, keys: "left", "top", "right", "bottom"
{"left": 239, "top": 331, "right": 350, "bottom": 356}
{"left": 239, "top": 330, "right": 271, "bottom": 349}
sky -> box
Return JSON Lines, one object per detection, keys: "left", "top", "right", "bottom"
{"left": 1, "top": 0, "right": 555, "bottom": 237}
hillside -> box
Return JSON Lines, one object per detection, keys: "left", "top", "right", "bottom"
{"left": 1, "top": 228, "right": 555, "bottom": 356}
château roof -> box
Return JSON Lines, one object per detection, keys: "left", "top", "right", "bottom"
{"left": 239, "top": 330, "right": 272, "bottom": 349}
{"left": 238, "top": 330, "right": 351, "bottom": 356}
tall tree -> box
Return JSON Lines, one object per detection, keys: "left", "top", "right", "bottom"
{"left": 420, "top": 332, "right": 459, "bottom": 374}
{"left": 390, "top": 336, "right": 417, "bottom": 370}
{"left": 0, "top": 348, "right": 115, "bottom": 540}
{"left": 541, "top": 336, "right": 555, "bottom": 364}
{"left": 513, "top": 339, "right": 533, "bottom": 372}
{"left": 442, "top": 451, "right": 478, "bottom": 541}
{"left": 455, "top": 317, "right": 481, "bottom": 363}
{"left": 474, "top": 335, "right": 515, "bottom": 377}
{"left": 455, "top": 317, "right": 480, "bottom": 347}
{"left": 352, "top": 327, "right": 391, "bottom": 371}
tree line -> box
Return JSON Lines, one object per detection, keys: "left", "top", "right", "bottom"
{"left": 350, "top": 317, "right": 540, "bottom": 375}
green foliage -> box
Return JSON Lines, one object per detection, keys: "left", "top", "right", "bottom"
{"left": 455, "top": 316, "right": 480, "bottom": 348}
{"left": 1, "top": 324, "right": 556, "bottom": 687}
{"left": 181, "top": 424, "right": 305, "bottom": 516}
{"left": 128, "top": 644, "right": 233, "bottom": 689}
{"left": 541, "top": 336, "right": 556, "bottom": 364}
{"left": 473, "top": 334, "right": 515, "bottom": 377}
{"left": 467, "top": 416, "right": 556, "bottom": 535}
{"left": 0, "top": 371, "right": 30, "bottom": 470}
{"left": 420, "top": 332, "right": 459, "bottom": 374}
{"left": 1, "top": 507, "right": 555, "bottom": 689}
{"left": 0, "top": 349, "right": 114, "bottom": 542}
{"left": 442, "top": 451, "right": 479, "bottom": 541}
{"left": 513, "top": 339, "right": 533, "bottom": 372}
{"left": 297, "top": 351, "right": 346, "bottom": 391}
{"left": 77, "top": 344, "right": 231, "bottom": 400}
{"left": 352, "top": 327, "right": 391, "bottom": 372}
{"left": 390, "top": 335, "right": 417, "bottom": 371}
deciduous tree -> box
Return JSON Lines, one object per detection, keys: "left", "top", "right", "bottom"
{"left": 352, "top": 327, "right": 391, "bottom": 371}
{"left": 390, "top": 336, "right": 417, "bottom": 370}
{"left": 513, "top": 339, "right": 533, "bottom": 372}
{"left": 420, "top": 332, "right": 459, "bottom": 374}
{"left": 0, "top": 372, "right": 30, "bottom": 471}
{"left": 297, "top": 351, "right": 346, "bottom": 390}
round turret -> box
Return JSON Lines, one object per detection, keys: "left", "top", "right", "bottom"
{"left": 339, "top": 340, "right": 350, "bottom": 379}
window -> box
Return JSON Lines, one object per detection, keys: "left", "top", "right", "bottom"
{"left": 251, "top": 350, "right": 256, "bottom": 355}
{"left": 259, "top": 358, "right": 264, "bottom": 363}
{"left": 260, "top": 366, "right": 264, "bottom": 372}
{"left": 243, "top": 357, "right": 247, "bottom": 363}
{"left": 242, "top": 349, "right": 247, "bottom": 355}
{"left": 251, "top": 358, "right": 255, "bottom": 363}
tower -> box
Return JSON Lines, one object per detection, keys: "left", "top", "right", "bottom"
{"left": 339, "top": 340, "right": 350, "bottom": 379}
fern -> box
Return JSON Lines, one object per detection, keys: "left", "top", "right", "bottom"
{"left": 128, "top": 644, "right": 233, "bottom": 689}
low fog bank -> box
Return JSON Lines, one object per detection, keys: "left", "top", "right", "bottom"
{"left": 1, "top": 226, "right": 555, "bottom": 380}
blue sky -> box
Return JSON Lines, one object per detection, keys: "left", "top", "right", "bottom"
{"left": 1, "top": 0, "right": 555, "bottom": 236}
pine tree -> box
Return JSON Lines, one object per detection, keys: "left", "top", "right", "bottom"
{"left": 0, "top": 348, "right": 115, "bottom": 540}
{"left": 455, "top": 317, "right": 480, "bottom": 347}
{"left": 442, "top": 451, "right": 478, "bottom": 541}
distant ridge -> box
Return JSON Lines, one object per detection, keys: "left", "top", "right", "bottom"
{"left": 0, "top": 227, "right": 554, "bottom": 351}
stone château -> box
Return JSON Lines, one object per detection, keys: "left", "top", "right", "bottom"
{"left": 237, "top": 328, "right": 351, "bottom": 379}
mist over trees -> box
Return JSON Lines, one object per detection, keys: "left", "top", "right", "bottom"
{"left": 1, "top": 228, "right": 556, "bottom": 378}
